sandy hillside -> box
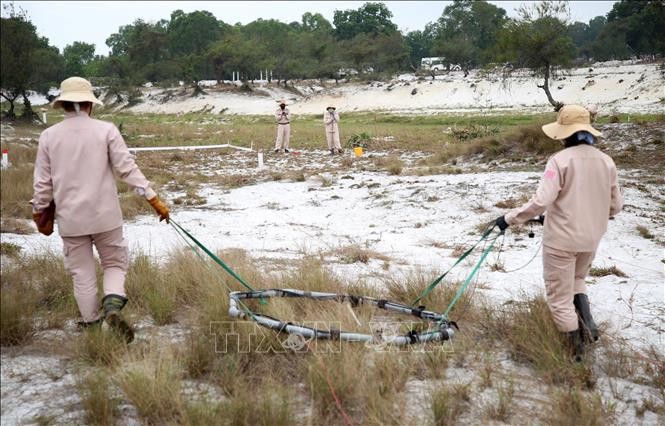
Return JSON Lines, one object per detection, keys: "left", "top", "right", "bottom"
{"left": 120, "top": 61, "right": 665, "bottom": 116}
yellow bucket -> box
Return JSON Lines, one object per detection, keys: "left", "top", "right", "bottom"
{"left": 353, "top": 146, "right": 363, "bottom": 157}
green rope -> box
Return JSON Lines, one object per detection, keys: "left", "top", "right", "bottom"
{"left": 411, "top": 224, "right": 496, "bottom": 306}
{"left": 170, "top": 218, "right": 257, "bottom": 293}
{"left": 443, "top": 231, "right": 501, "bottom": 317}
{"left": 169, "top": 219, "right": 264, "bottom": 317}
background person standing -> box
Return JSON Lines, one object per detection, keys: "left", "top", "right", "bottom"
{"left": 31, "top": 77, "right": 170, "bottom": 343}
{"left": 324, "top": 106, "right": 343, "bottom": 155}
{"left": 495, "top": 104, "right": 623, "bottom": 362}
{"left": 274, "top": 100, "right": 291, "bottom": 153}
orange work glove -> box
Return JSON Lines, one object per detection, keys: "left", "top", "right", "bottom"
{"left": 33, "top": 200, "right": 55, "bottom": 236}
{"left": 147, "top": 196, "right": 170, "bottom": 223}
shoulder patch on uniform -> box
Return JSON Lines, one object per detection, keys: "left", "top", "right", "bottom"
{"left": 544, "top": 169, "right": 557, "bottom": 180}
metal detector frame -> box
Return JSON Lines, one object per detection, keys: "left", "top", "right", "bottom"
{"left": 228, "top": 288, "right": 457, "bottom": 346}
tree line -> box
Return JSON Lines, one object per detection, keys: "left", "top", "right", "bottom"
{"left": 1, "top": 0, "right": 664, "bottom": 119}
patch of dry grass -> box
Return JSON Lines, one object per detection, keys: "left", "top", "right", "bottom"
{"left": 0, "top": 217, "right": 34, "bottom": 234}
{"left": 589, "top": 265, "right": 627, "bottom": 278}
{"left": 334, "top": 244, "right": 391, "bottom": 264}
{"left": 375, "top": 156, "right": 404, "bottom": 175}
{"left": 483, "top": 380, "right": 515, "bottom": 422}
{"left": 76, "top": 327, "right": 129, "bottom": 367}
{"left": 0, "top": 157, "right": 35, "bottom": 220}
{"left": 545, "top": 389, "right": 616, "bottom": 425}
{"left": 636, "top": 225, "right": 655, "bottom": 240}
{"left": 431, "top": 382, "right": 471, "bottom": 425}
{"left": 1, "top": 250, "right": 77, "bottom": 334}
{"left": 115, "top": 347, "right": 186, "bottom": 424}
{"left": 77, "top": 370, "right": 118, "bottom": 426}
{"left": 497, "top": 297, "right": 594, "bottom": 388}
{"left": 494, "top": 193, "right": 531, "bottom": 209}
{"left": 172, "top": 188, "right": 206, "bottom": 206}
{"left": 429, "top": 122, "right": 560, "bottom": 165}
{"left": 0, "top": 280, "right": 37, "bottom": 345}
{"left": 0, "top": 241, "right": 23, "bottom": 258}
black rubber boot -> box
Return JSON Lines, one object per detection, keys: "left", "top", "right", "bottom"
{"left": 574, "top": 293, "right": 599, "bottom": 343}
{"left": 77, "top": 318, "right": 103, "bottom": 331}
{"left": 102, "top": 294, "right": 134, "bottom": 343}
{"left": 566, "top": 330, "right": 584, "bottom": 363}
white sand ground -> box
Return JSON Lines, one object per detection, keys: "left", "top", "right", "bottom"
{"left": 3, "top": 149, "right": 663, "bottom": 350}
{"left": 128, "top": 62, "right": 664, "bottom": 115}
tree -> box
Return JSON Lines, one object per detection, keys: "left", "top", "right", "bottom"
{"left": 63, "top": 41, "right": 95, "bottom": 76}
{"left": 206, "top": 31, "right": 267, "bottom": 84}
{"left": 167, "top": 10, "right": 224, "bottom": 56}
{"left": 431, "top": 0, "right": 507, "bottom": 66}
{"left": 1, "top": 4, "right": 63, "bottom": 120}
{"left": 333, "top": 2, "right": 398, "bottom": 40}
{"left": 405, "top": 23, "right": 437, "bottom": 69}
{"left": 432, "top": 33, "right": 477, "bottom": 74}
{"left": 301, "top": 12, "right": 333, "bottom": 33}
{"left": 497, "top": 1, "right": 575, "bottom": 110}
{"left": 591, "top": 0, "right": 665, "bottom": 60}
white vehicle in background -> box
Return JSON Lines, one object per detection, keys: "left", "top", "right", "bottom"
{"left": 421, "top": 57, "right": 447, "bottom": 71}
{"left": 420, "top": 57, "right": 463, "bottom": 73}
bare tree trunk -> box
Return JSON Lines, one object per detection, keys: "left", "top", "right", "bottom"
{"left": 537, "top": 62, "right": 563, "bottom": 111}
{"left": 20, "top": 91, "right": 39, "bottom": 122}
{"left": 1, "top": 92, "right": 18, "bottom": 119}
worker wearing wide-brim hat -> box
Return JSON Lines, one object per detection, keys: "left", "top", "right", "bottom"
{"left": 495, "top": 104, "right": 623, "bottom": 361}
{"left": 324, "top": 105, "right": 342, "bottom": 155}
{"left": 274, "top": 99, "right": 291, "bottom": 153}
{"left": 31, "top": 76, "right": 170, "bottom": 343}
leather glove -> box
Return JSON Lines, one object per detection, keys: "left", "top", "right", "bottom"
{"left": 495, "top": 215, "right": 509, "bottom": 232}
{"left": 147, "top": 196, "right": 170, "bottom": 223}
{"left": 33, "top": 200, "right": 55, "bottom": 236}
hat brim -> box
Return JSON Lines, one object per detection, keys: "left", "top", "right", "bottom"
{"left": 52, "top": 92, "right": 103, "bottom": 109}
{"left": 542, "top": 122, "right": 602, "bottom": 140}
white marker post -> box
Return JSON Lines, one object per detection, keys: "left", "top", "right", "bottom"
{"left": 1, "top": 149, "right": 9, "bottom": 169}
{"left": 257, "top": 149, "right": 265, "bottom": 169}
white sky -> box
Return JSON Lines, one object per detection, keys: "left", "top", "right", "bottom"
{"left": 5, "top": 1, "right": 617, "bottom": 56}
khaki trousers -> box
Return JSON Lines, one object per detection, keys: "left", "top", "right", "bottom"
{"left": 274, "top": 124, "right": 291, "bottom": 150}
{"left": 326, "top": 131, "right": 341, "bottom": 150}
{"left": 62, "top": 226, "right": 129, "bottom": 322}
{"left": 542, "top": 244, "right": 596, "bottom": 332}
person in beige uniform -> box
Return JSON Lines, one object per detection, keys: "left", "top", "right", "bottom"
{"left": 31, "top": 77, "right": 170, "bottom": 343}
{"left": 274, "top": 100, "right": 291, "bottom": 153}
{"left": 324, "top": 106, "right": 343, "bottom": 155}
{"left": 495, "top": 105, "right": 623, "bottom": 361}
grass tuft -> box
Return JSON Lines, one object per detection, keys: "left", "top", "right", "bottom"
{"left": 115, "top": 348, "right": 185, "bottom": 424}
{"left": 78, "top": 370, "right": 118, "bottom": 426}
{"left": 499, "top": 297, "right": 594, "bottom": 387}
{"left": 335, "top": 244, "right": 391, "bottom": 264}
{"left": 589, "top": 265, "right": 627, "bottom": 278}
{"left": 0, "top": 241, "right": 23, "bottom": 258}
{"left": 483, "top": 381, "right": 514, "bottom": 422}
{"left": 76, "top": 327, "right": 128, "bottom": 366}
{"left": 545, "top": 389, "right": 616, "bottom": 425}
{"left": 636, "top": 225, "right": 654, "bottom": 240}
{"left": 431, "top": 382, "right": 471, "bottom": 425}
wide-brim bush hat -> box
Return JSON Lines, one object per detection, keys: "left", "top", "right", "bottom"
{"left": 276, "top": 99, "right": 287, "bottom": 105}
{"left": 542, "top": 104, "right": 601, "bottom": 140}
{"left": 52, "top": 76, "right": 103, "bottom": 108}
